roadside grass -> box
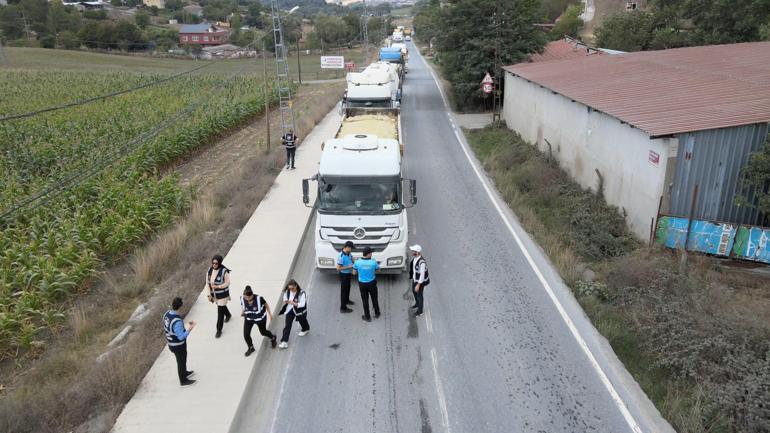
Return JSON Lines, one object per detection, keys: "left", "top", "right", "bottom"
{"left": 0, "top": 84, "right": 343, "bottom": 433}
{"left": 467, "top": 124, "right": 770, "bottom": 433}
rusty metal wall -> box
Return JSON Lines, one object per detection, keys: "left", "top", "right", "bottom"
{"left": 669, "top": 122, "right": 769, "bottom": 226}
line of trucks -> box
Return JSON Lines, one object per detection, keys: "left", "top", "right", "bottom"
{"left": 302, "top": 40, "right": 413, "bottom": 273}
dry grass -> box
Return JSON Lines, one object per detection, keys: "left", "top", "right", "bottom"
{"left": 0, "top": 83, "right": 343, "bottom": 433}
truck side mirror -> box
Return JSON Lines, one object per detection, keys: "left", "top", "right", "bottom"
{"left": 402, "top": 178, "right": 417, "bottom": 208}
{"left": 302, "top": 179, "right": 310, "bottom": 205}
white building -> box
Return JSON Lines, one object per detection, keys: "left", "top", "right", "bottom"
{"left": 503, "top": 42, "right": 770, "bottom": 239}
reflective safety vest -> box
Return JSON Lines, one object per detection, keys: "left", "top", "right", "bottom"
{"left": 282, "top": 133, "right": 297, "bottom": 148}
{"left": 208, "top": 266, "right": 230, "bottom": 299}
{"left": 242, "top": 295, "right": 267, "bottom": 322}
{"left": 279, "top": 290, "right": 307, "bottom": 316}
{"left": 410, "top": 256, "right": 430, "bottom": 284}
{"left": 163, "top": 310, "right": 185, "bottom": 346}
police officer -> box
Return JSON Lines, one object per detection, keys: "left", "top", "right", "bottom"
{"left": 282, "top": 129, "right": 298, "bottom": 170}
{"left": 241, "top": 286, "right": 277, "bottom": 356}
{"left": 277, "top": 279, "right": 309, "bottom": 349}
{"left": 353, "top": 246, "right": 380, "bottom": 322}
{"left": 409, "top": 245, "right": 430, "bottom": 317}
{"left": 337, "top": 241, "right": 356, "bottom": 314}
{"left": 206, "top": 254, "right": 232, "bottom": 338}
{"left": 163, "top": 297, "right": 196, "bottom": 386}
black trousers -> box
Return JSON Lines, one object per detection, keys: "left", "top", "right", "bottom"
{"left": 339, "top": 272, "right": 352, "bottom": 308}
{"left": 412, "top": 281, "right": 427, "bottom": 314}
{"left": 281, "top": 310, "right": 309, "bottom": 342}
{"left": 244, "top": 319, "right": 275, "bottom": 348}
{"left": 168, "top": 343, "right": 188, "bottom": 384}
{"left": 286, "top": 147, "right": 296, "bottom": 167}
{"left": 359, "top": 280, "right": 380, "bottom": 319}
{"left": 216, "top": 304, "right": 232, "bottom": 331}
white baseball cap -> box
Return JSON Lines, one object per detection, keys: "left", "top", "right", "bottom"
{"left": 409, "top": 244, "right": 422, "bottom": 253}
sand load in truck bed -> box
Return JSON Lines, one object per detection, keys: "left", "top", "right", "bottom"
{"left": 338, "top": 114, "right": 398, "bottom": 140}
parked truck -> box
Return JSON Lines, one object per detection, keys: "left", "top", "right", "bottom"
{"left": 345, "top": 61, "right": 402, "bottom": 108}
{"left": 379, "top": 47, "right": 407, "bottom": 75}
{"left": 302, "top": 105, "right": 416, "bottom": 273}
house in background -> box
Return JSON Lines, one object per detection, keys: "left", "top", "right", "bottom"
{"left": 143, "top": 0, "right": 165, "bottom": 9}
{"left": 179, "top": 24, "right": 229, "bottom": 46}
{"left": 502, "top": 42, "right": 770, "bottom": 239}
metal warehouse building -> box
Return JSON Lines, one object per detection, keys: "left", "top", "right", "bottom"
{"left": 502, "top": 42, "right": 770, "bottom": 239}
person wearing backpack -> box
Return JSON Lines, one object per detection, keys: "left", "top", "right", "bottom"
{"left": 240, "top": 285, "right": 277, "bottom": 356}
{"left": 409, "top": 245, "right": 430, "bottom": 317}
{"left": 206, "top": 254, "right": 232, "bottom": 338}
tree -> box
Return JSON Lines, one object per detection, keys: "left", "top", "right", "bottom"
{"left": 58, "top": 29, "right": 80, "bottom": 48}
{"left": 0, "top": 6, "right": 26, "bottom": 40}
{"left": 594, "top": 11, "right": 655, "bottom": 52}
{"left": 135, "top": 10, "right": 151, "bottom": 29}
{"left": 413, "top": 0, "right": 441, "bottom": 45}
{"left": 433, "top": 0, "right": 547, "bottom": 110}
{"left": 740, "top": 134, "right": 770, "bottom": 217}
{"left": 551, "top": 2, "right": 583, "bottom": 39}
{"left": 164, "top": 0, "right": 183, "bottom": 11}
{"left": 313, "top": 13, "right": 346, "bottom": 47}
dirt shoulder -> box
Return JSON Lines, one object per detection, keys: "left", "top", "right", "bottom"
{"left": 0, "top": 82, "right": 343, "bottom": 433}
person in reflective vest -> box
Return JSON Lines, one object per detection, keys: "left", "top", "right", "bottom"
{"left": 277, "top": 279, "right": 309, "bottom": 349}
{"left": 163, "top": 297, "right": 197, "bottom": 386}
{"left": 206, "top": 254, "right": 232, "bottom": 338}
{"left": 241, "top": 285, "right": 277, "bottom": 356}
{"left": 282, "top": 130, "right": 298, "bottom": 170}
{"left": 336, "top": 240, "right": 355, "bottom": 314}
{"left": 409, "top": 245, "right": 430, "bottom": 317}
{"left": 353, "top": 246, "right": 380, "bottom": 322}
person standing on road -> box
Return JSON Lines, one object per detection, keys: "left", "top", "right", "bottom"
{"left": 337, "top": 241, "right": 356, "bottom": 314}
{"left": 353, "top": 246, "right": 380, "bottom": 322}
{"left": 206, "top": 254, "right": 232, "bottom": 338}
{"left": 282, "top": 129, "right": 298, "bottom": 170}
{"left": 163, "top": 297, "right": 196, "bottom": 386}
{"left": 277, "top": 279, "right": 309, "bottom": 349}
{"left": 409, "top": 245, "right": 430, "bottom": 317}
{"left": 241, "top": 285, "right": 277, "bottom": 356}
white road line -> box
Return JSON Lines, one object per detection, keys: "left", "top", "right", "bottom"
{"left": 416, "top": 48, "right": 644, "bottom": 433}
{"left": 426, "top": 308, "right": 433, "bottom": 335}
{"left": 430, "top": 348, "right": 451, "bottom": 433}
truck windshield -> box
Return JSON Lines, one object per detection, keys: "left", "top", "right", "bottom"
{"left": 319, "top": 182, "right": 401, "bottom": 214}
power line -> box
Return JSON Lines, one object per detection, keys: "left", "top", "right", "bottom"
{"left": 0, "top": 60, "right": 258, "bottom": 223}
{"left": 0, "top": 61, "right": 215, "bottom": 122}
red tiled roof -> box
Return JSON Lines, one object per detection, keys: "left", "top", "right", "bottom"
{"left": 505, "top": 42, "right": 770, "bottom": 137}
{"left": 529, "top": 39, "right": 603, "bottom": 63}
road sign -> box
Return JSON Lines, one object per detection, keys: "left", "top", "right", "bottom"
{"left": 345, "top": 61, "right": 356, "bottom": 71}
{"left": 482, "top": 73, "right": 494, "bottom": 94}
{"left": 321, "top": 56, "right": 345, "bottom": 69}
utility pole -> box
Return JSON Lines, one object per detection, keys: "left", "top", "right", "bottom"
{"left": 262, "top": 39, "right": 271, "bottom": 150}
{"left": 491, "top": 2, "right": 504, "bottom": 122}
{"left": 296, "top": 40, "right": 302, "bottom": 85}
{"left": 361, "top": 0, "right": 369, "bottom": 66}
{"left": 269, "top": 0, "right": 297, "bottom": 141}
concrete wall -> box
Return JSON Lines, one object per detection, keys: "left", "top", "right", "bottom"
{"left": 502, "top": 72, "right": 675, "bottom": 240}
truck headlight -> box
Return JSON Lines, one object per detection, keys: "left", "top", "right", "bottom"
{"left": 319, "top": 228, "right": 329, "bottom": 240}
{"left": 387, "top": 257, "right": 403, "bottom": 266}
{"left": 391, "top": 228, "right": 401, "bottom": 241}
{"left": 319, "top": 257, "right": 335, "bottom": 266}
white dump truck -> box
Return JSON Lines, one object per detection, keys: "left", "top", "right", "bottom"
{"left": 345, "top": 61, "right": 402, "bottom": 107}
{"left": 302, "top": 106, "right": 416, "bottom": 273}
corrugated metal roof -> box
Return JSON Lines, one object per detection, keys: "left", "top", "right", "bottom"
{"left": 529, "top": 39, "right": 604, "bottom": 63}
{"left": 505, "top": 42, "right": 770, "bottom": 137}
{"left": 180, "top": 24, "right": 218, "bottom": 33}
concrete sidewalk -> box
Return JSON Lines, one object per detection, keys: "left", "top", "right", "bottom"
{"left": 111, "top": 105, "right": 342, "bottom": 433}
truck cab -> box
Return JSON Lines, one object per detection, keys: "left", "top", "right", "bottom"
{"left": 303, "top": 133, "right": 416, "bottom": 273}
{"left": 345, "top": 62, "right": 401, "bottom": 108}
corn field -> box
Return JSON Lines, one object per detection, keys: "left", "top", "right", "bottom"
{"left": 0, "top": 68, "right": 274, "bottom": 359}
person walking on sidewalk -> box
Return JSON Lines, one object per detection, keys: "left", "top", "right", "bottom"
{"left": 337, "top": 241, "right": 356, "bottom": 314}
{"left": 409, "top": 245, "right": 430, "bottom": 317}
{"left": 206, "top": 254, "right": 232, "bottom": 338}
{"left": 241, "top": 286, "right": 277, "bottom": 356}
{"left": 163, "top": 297, "right": 196, "bottom": 386}
{"left": 277, "top": 279, "right": 309, "bottom": 349}
{"left": 282, "top": 129, "right": 298, "bottom": 170}
{"left": 353, "top": 246, "right": 380, "bottom": 322}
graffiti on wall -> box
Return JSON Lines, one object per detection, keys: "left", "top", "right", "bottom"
{"left": 655, "top": 216, "right": 770, "bottom": 264}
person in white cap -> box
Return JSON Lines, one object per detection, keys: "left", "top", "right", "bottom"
{"left": 408, "top": 245, "right": 430, "bottom": 316}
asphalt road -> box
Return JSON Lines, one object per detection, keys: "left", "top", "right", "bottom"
{"left": 230, "top": 43, "right": 667, "bottom": 433}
